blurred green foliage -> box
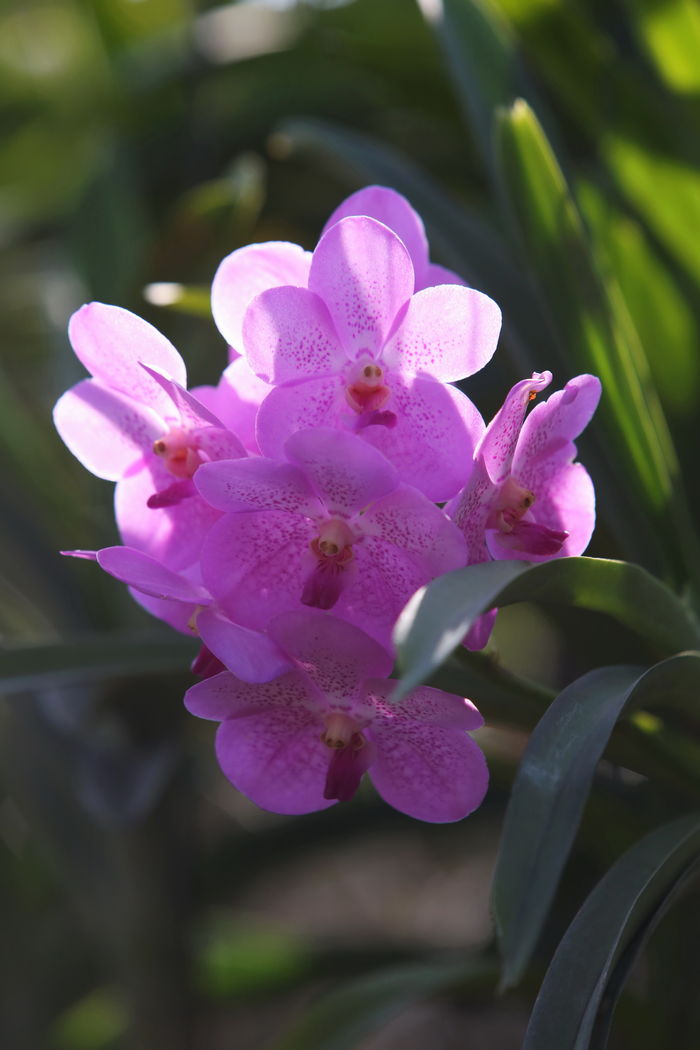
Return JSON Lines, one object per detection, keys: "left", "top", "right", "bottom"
{"left": 1, "top": 0, "right": 700, "bottom": 1048}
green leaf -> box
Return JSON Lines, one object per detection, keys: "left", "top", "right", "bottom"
{"left": 142, "top": 282, "right": 211, "bottom": 318}
{"left": 577, "top": 181, "right": 700, "bottom": 417}
{"left": 267, "top": 956, "right": 493, "bottom": 1050}
{"left": 494, "top": 653, "right": 700, "bottom": 988}
{"left": 393, "top": 557, "right": 700, "bottom": 700}
{"left": 495, "top": 100, "right": 700, "bottom": 587}
{"left": 0, "top": 634, "right": 197, "bottom": 694}
{"left": 625, "top": 0, "right": 700, "bottom": 94}
{"left": 522, "top": 811, "right": 700, "bottom": 1050}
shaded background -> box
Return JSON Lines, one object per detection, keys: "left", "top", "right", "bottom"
{"left": 2, "top": 1, "right": 699, "bottom": 1047}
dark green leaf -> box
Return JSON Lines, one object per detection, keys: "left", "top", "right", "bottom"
{"left": 0, "top": 635, "right": 197, "bottom": 694}
{"left": 494, "top": 653, "right": 700, "bottom": 988}
{"left": 522, "top": 812, "right": 700, "bottom": 1050}
{"left": 393, "top": 558, "right": 700, "bottom": 700}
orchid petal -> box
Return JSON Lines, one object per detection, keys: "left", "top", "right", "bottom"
{"left": 242, "top": 286, "right": 345, "bottom": 383}
{"left": 140, "top": 363, "right": 223, "bottom": 428}
{"left": 200, "top": 511, "right": 314, "bottom": 629}
{"left": 196, "top": 608, "right": 293, "bottom": 683}
{"left": 268, "top": 610, "right": 393, "bottom": 707}
{"left": 382, "top": 285, "right": 502, "bottom": 382}
{"left": 362, "top": 374, "right": 485, "bottom": 502}
{"left": 68, "top": 303, "right": 186, "bottom": 413}
{"left": 365, "top": 681, "right": 484, "bottom": 731}
{"left": 369, "top": 721, "right": 488, "bottom": 822}
{"left": 417, "top": 262, "right": 466, "bottom": 290}
{"left": 195, "top": 458, "right": 322, "bottom": 516}
{"left": 284, "top": 428, "right": 399, "bottom": 516}
{"left": 212, "top": 241, "right": 312, "bottom": 352}
{"left": 360, "top": 483, "right": 466, "bottom": 576}
{"left": 477, "top": 372, "right": 553, "bottom": 484}
{"left": 116, "top": 460, "right": 221, "bottom": 572}
{"left": 96, "top": 545, "right": 211, "bottom": 603}
{"left": 513, "top": 373, "right": 602, "bottom": 477}
{"left": 321, "top": 185, "right": 429, "bottom": 285}
{"left": 185, "top": 667, "right": 311, "bottom": 721}
{"left": 215, "top": 710, "right": 335, "bottom": 815}
{"left": 53, "top": 379, "right": 160, "bottom": 481}
{"left": 255, "top": 375, "right": 343, "bottom": 459}
{"left": 211, "top": 357, "right": 271, "bottom": 454}
{"left": 308, "top": 216, "right": 414, "bottom": 357}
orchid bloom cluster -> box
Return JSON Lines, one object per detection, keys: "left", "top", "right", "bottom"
{"left": 54, "top": 186, "right": 601, "bottom": 822}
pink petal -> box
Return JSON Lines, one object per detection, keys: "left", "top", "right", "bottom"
{"left": 128, "top": 587, "right": 197, "bottom": 634}
{"left": 195, "top": 458, "right": 322, "bottom": 516}
{"left": 416, "top": 262, "right": 466, "bottom": 290}
{"left": 195, "top": 426, "right": 247, "bottom": 463}
{"left": 321, "top": 185, "right": 430, "bottom": 286}
{"left": 53, "top": 379, "right": 161, "bottom": 481}
{"left": 211, "top": 241, "right": 312, "bottom": 352}
{"left": 242, "top": 286, "right": 345, "bottom": 384}
{"left": 116, "top": 460, "right": 221, "bottom": 572}
{"left": 200, "top": 511, "right": 314, "bottom": 630}
{"left": 368, "top": 720, "right": 489, "bottom": 822}
{"left": 68, "top": 303, "right": 186, "bottom": 415}
{"left": 446, "top": 459, "right": 494, "bottom": 564}
{"left": 359, "top": 483, "right": 466, "bottom": 577}
{"left": 212, "top": 357, "right": 272, "bottom": 454}
{"left": 513, "top": 373, "right": 602, "bottom": 477}
{"left": 268, "top": 610, "right": 393, "bottom": 706}
{"left": 464, "top": 609, "right": 498, "bottom": 651}
{"left": 336, "top": 537, "right": 430, "bottom": 650}
{"left": 196, "top": 608, "right": 293, "bottom": 683}
{"left": 140, "top": 364, "right": 223, "bottom": 428}
{"left": 185, "top": 667, "right": 312, "bottom": 721}
{"left": 365, "top": 681, "right": 484, "bottom": 731}
{"left": 382, "top": 285, "right": 502, "bottom": 382}
{"left": 477, "top": 371, "right": 552, "bottom": 484}
{"left": 490, "top": 462, "right": 596, "bottom": 561}
{"left": 361, "top": 374, "right": 485, "bottom": 502}
{"left": 284, "top": 428, "right": 399, "bottom": 515}
{"left": 255, "top": 375, "right": 343, "bottom": 459}
{"left": 308, "top": 216, "right": 414, "bottom": 357}
{"left": 487, "top": 520, "right": 568, "bottom": 558}
{"left": 96, "top": 545, "right": 211, "bottom": 603}
{"left": 215, "top": 710, "right": 335, "bottom": 815}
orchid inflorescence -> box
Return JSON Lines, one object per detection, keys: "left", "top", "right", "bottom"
{"left": 54, "top": 186, "right": 600, "bottom": 822}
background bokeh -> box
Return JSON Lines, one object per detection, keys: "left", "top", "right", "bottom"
{"left": 2, "top": 1, "right": 699, "bottom": 1048}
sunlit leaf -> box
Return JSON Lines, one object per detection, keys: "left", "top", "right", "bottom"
{"left": 625, "top": 0, "right": 700, "bottom": 94}
{"left": 494, "top": 653, "right": 700, "bottom": 988}
{"left": 522, "top": 811, "right": 700, "bottom": 1049}
{"left": 393, "top": 557, "right": 700, "bottom": 700}
{"left": 495, "top": 100, "right": 700, "bottom": 588}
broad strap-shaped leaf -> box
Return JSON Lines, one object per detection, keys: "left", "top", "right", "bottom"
{"left": 495, "top": 100, "right": 700, "bottom": 589}
{"left": 493, "top": 653, "right": 700, "bottom": 989}
{"left": 267, "top": 956, "right": 493, "bottom": 1050}
{"left": 522, "top": 812, "right": 700, "bottom": 1050}
{"left": 393, "top": 557, "right": 700, "bottom": 700}
{"left": 0, "top": 635, "right": 198, "bottom": 694}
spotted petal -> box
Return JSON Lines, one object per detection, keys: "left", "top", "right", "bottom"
{"left": 242, "top": 286, "right": 345, "bottom": 384}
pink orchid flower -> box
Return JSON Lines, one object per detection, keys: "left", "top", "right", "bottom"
{"left": 53, "top": 303, "right": 246, "bottom": 570}
{"left": 185, "top": 610, "right": 488, "bottom": 821}
{"left": 65, "top": 545, "right": 291, "bottom": 683}
{"left": 447, "top": 371, "right": 602, "bottom": 648}
{"left": 212, "top": 203, "right": 500, "bottom": 500}
{"left": 194, "top": 427, "right": 466, "bottom": 650}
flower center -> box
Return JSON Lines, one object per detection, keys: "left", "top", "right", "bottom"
{"left": 321, "top": 713, "right": 371, "bottom": 802}
{"left": 152, "top": 426, "right": 202, "bottom": 479}
{"left": 345, "top": 357, "right": 391, "bottom": 414}
{"left": 301, "top": 518, "right": 355, "bottom": 610}
{"left": 487, "top": 475, "right": 536, "bottom": 534}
